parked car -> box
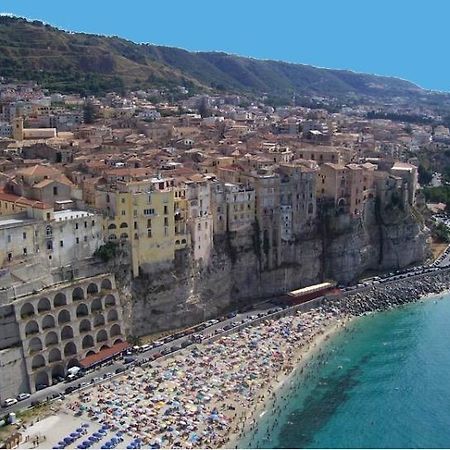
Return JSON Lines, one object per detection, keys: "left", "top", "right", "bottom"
{"left": 3, "top": 398, "right": 17, "bottom": 407}
{"left": 114, "top": 367, "right": 125, "bottom": 374}
{"left": 35, "top": 384, "right": 48, "bottom": 391}
{"left": 17, "top": 393, "right": 30, "bottom": 401}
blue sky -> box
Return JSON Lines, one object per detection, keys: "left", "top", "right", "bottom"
{"left": 2, "top": 0, "right": 449, "bottom": 92}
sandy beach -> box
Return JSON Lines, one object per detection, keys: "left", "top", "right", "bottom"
{"left": 18, "top": 305, "right": 345, "bottom": 450}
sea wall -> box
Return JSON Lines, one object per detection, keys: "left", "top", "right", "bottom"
{"left": 124, "top": 203, "right": 429, "bottom": 338}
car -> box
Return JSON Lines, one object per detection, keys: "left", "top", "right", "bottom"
{"left": 180, "top": 340, "right": 192, "bottom": 348}
{"left": 115, "top": 367, "right": 125, "bottom": 374}
{"left": 3, "top": 398, "right": 18, "bottom": 407}
{"left": 227, "top": 312, "right": 237, "bottom": 319}
{"left": 17, "top": 393, "right": 30, "bottom": 401}
{"left": 152, "top": 341, "right": 164, "bottom": 348}
{"left": 103, "top": 372, "right": 113, "bottom": 379}
{"left": 35, "top": 384, "right": 48, "bottom": 391}
{"left": 161, "top": 348, "right": 171, "bottom": 356}
{"left": 64, "top": 386, "right": 77, "bottom": 394}
{"left": 223, "top": 324, "right": 233, "bottom": 331}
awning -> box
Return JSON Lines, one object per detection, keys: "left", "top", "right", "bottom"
{"left": 79, "top": 341, "right": 129, "bottom": 369}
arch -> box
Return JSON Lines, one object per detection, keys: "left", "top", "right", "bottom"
{"left": 82, "top": 335, "right": 95, "bottom": 349}
{"left": 100, "top": 344, "right": 110, "bottom": 351}
{"left": 76, "top": 303, "right": 89, "bottom": 317}
{"left": 25, "top": 320, "right": 39, "bottom": 337}
{"left": 67, "top": 358, "right": 79, "bottom": 369}
{"left": 20, "top": 302, "right": 35, "bottom": 318}
{"left": 44, "top": 331, "right": 58, "bottom": 347}
{"left": 28, "top": 337, "right": 43, "bottom": 353}
{"left": 64, "top": 341, "right": 77, "bottom": 357}
{"left": 37, "top": 298, "right": 51, "bottom": 313}
{"left": 34, "top": 371, "right": 49, "bottom": 390}
{"left": 61, "top": 325, "right": 74, "bottom": 341}
{"left": 79, "top": 319, "right": 91, "bottom": 333}
{"left": 31, "top": 354, "right": 45, "bottom": 370}
{"left": 87, "top": 283, "right": 99, "bottom": 295}
{"left": 100, "top": 278, "right": 112, "bottom": 290}
{"left": 113, "top": 338, "right": 124, "bottom": 345}
{"left": 54, "top": 292, "right": 67, "bottom": 308}
{"left": 120, "top": 233, "right": 128, "bottom": 240}
{"left": 42, "top": 314, "right": 56, "bottom": 330}
{"left": 51, "top": 364, "right": 65, "bottom": 380}
{"left": 58, "top": 309, "right": 71, "bottom": 325}
{"left": 110, "top": 324, "right": 121, "bottom": 337}
{"left": 104, "top": 294, "right": 116, "bottom": 307}
{"left": 96, "top": 329, "right": 108, "bottom": 343}
{"left": 85, "top": 350, "right": 96, "bottom": 357}
{"left": 107, "top": 309, "right": 118, "bottom": 322}
{"left": 93, "top": 314, "right": 105, "bottom": 328}
{"left": 119, "top": 222, "right": 128, "bottom": 228}
{"left": 181, "top": 238, "right": 187, "bottom": 244}
{"left": 48, "top": 348, "right": 62, "bottom": 363}
{"left": 91, "top": 298, "right": 102, "bottom": 313}
{"left": 72, "top": 287, "right": 84, "bottom": 301}
{"left": 108, "top": 234, "right": 117, "bottom": 241}
{"left": 337, "top": 198, "right": 346, "bottom": 207}
{"left": 108, "top": 223, "right": 117, "bottom": 230}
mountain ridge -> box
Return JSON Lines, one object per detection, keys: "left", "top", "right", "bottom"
{"left": 0, "top": 15, "right": 445, "bottom": 105}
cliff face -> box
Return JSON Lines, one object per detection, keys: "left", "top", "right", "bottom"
{"left": 125, "top": 202, "right": 429, "bottom": 337}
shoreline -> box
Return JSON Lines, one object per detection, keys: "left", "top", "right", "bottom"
{"left": 224, "top": 316, "right": 350, "bottom": 449}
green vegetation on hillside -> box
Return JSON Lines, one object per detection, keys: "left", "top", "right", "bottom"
{"left": 0, "top": 16, "right": 442, "bottom": 102}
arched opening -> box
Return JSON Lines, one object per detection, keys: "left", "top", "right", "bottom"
{"left": 96, "top": 329, "right": 108, "bottom": 343}
{"left": 58, "top": 309, "right": 71, "bottom": 325}
{"left": 64, "top": 342, "right": 77, "bottom": 357}
{"left": 107, "top": 223, "right": 116, "bottom": 230}
{"left": 175, "top": 240, "right": 180, "bottom": 245}
{"left": 107, "top": 309, "right": 118, "bottom": 322}
{"left": 87, "top": 283, "right": 99, "bottom": 295}
{"left": 42, "top": 314, "right": 56, "bottom": 330}
{"left": 61, "top": 325, "right": 74, "bottom": 341}
{"left": 108, "top": 234, "right": 117, "bottom": 241}
{"left": 79, "top": 319, "right": 91, "bottom": 333}
{"left": 76, "top": 303, "right": 89, "bottom": 317}
{"left": 119, "top": 222, "right": 128, "bottom": 228}
{"left": 32, "top": 354, "right": 45, "bottom": 370}
{"left": 120, "top": 233, "right": 128, "bottom": 240}
{"left": 91, "top": 298, "right": 102, "bottom": 313}
{"left": 113, "top": 338, "right": 124, "bottom": 345}
{"left": 93, "top": 314, "right": 105, "bottom": 328}
{"left": 34, "top": 371, "right": 49, "bottom": 390}
{"left": 100, "top": 344, "right": 110, "bottom": 351}
{"left": 48, "top": 348, "right": 62, "bottom": 363}
{"left": 67, "top": 358, "right": 79, "bottom": 370}
{"left": 25, "top": 320, "right": 39, "bottom": 337}
{"left": 72, "top": 287, "right": 84, "bottom": 301}
{"left": 104, "top": 294, "right": 116, "bottom": 307}
{"left": 110, "top": 324, "right": 121, "bottom": 337}
{"left": 28, "top": 337, "right": 43, "bottom": 353}
{"left": 181, "top": 239, "right": 186, "bottom": 244}
{"left": 85, "top": 350, "right": 96, "bottom": 357}
{"left": 54, "top": 292, "right": 67, "bottom": 308}
{"left": 44, "top": 331, "right": 58, "bottom": 347}
{"left": 37, "top": 298, "right": 51, "bottom": 313}
{"left": 20, "top": 302, "right": 35, "bottom": 318}
{"left": 100, "top": 278, "right": 112, "bottom": 290}
{"left": 82, "top": 335, "right": 94, "bottom": 349}
{"left": 51, "top": 364, "right": 65, "bottom": 380}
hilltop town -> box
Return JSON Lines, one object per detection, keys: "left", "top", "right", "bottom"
{"left": 0, "top": 76, "right": 442, "bottom": 404}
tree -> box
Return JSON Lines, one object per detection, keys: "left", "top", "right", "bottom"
{"left": 418, "top": 164, "right": 433, "bottom": 186}
{"left": 83, "top": 100, "right": 97, "bottom": 124}
{"left": 198, "top": 97, "right": 210, "bottom": 118}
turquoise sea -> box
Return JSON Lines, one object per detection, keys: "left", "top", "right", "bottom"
{"left": 240, "top": 293, "right": 450, "bottom": 448}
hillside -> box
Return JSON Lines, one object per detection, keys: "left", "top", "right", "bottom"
{"left": 0, "top": 16, "right": 444, "bottom": 104}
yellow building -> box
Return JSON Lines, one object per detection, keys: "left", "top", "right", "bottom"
{"left": 96, "top": 178, "right": 177, "bottom": 277}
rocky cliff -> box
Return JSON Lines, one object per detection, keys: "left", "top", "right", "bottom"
{"left": 116, "top": 200, "right": 429, "bottom": 338}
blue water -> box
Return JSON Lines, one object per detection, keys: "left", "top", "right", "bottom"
{"left": 240, "top": 294, "right": 450, "bottom": 448}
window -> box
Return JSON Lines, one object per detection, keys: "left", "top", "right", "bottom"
{"left": 148, "top": 195, "right": 152, "bottom": 204}
{"left": 60, "top": 240, "right": 64, "bottom": 248}
{"left": 23, "top": 248, "right": 27, "bottom": 255}
{"left": 147, "top": 219, "right": 151, "bottom": 228}
{"left": 133, "top": 210, "right": 137, "bottom": 217}
{"left": 23, "top": 232, "right": 27, "bottom": 240}
{"left": 121, "top": 210, "right": 126, "bottom": 216}
{"left": 164, "top": 217, "right": 168, "bottom": 227}
{"left": 147, "top": 229, "right": 152, "bottom": 238}
{"left": 143, "top": 208, "right": 155, "bottom": 216}
{"left": 7, "top": 235, "right": 11, "bottom": 243}
{"left": 121, "top": 198, "right": 125, "bottom": 203}
{"left": 84, "top": 236, "right": 87, "bottom": 242}
{"left": 76, "top": 237, "right": 79, "bottom": 244}
{"left": 75, "top": 223, "right": 79, "bottom": 230}
{"left": 84, "top": 221, "right": 87, "bottom": 228}
{"left": 197, "top": 223, "right": 201, "bottom": 231}
{"left": 91, "top": 220, "right": 95, "bottom": 226}
{"left": 164, "top": 205, "right": 168, "bottom": 215}
{"left": 53, "top": 186, "right": 58, "bottom": 196}
{"left": 134, "top": 221, "right": 138, "bottom": 229}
